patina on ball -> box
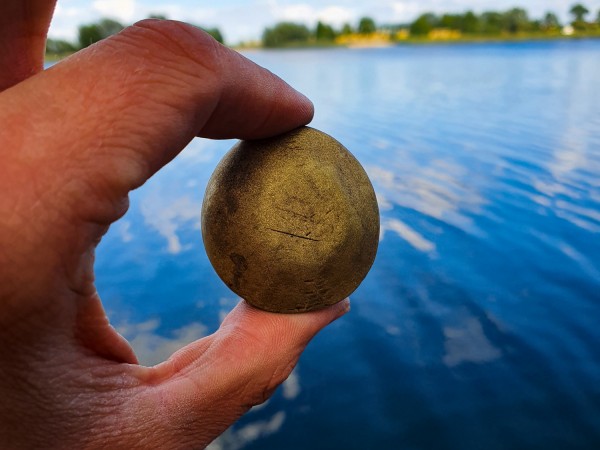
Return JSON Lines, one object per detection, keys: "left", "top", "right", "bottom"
{"left": 201, "top": 126, "right": 379, "bottom": 313}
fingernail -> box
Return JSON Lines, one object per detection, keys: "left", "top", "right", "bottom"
{"left": 335, "top": 298, "right": 351, "bottom": 319}
{"left": 342, "top": 297, "right": 351, "bottom": 312}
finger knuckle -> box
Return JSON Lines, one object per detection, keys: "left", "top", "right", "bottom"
{"left": 125, "top": 19, "right": 223, "bottom": 78}
{"left": 215, "top": 324, "right": 305, "bottom": 407}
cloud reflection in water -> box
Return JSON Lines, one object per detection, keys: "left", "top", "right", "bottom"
{"left": 208, "top": 412, "right": 286, "bottom": 450}
{"left": 380, "top": 218, "right": 435, "bottom": 253}
{"left": 443, "top": 316, "right": 502, "bottom": 367}
{"left": 141, "top": 195, "right": 201, "bottom": 254}
{"left": 368, "top": 158, "right": 484, "bottom": 237}
{"left": 117, "top": 318, "right": 209, "bottom": 366}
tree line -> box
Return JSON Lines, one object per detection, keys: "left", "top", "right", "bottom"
{"left": 262, "top": 3, "right": 600, "bottom": 47}
{"left": 263, "top": 17, "right": 377, "bottom": 47}
{"left": 408, "top": 4, "right": 597, "bottom": 36}
{"left": 46, "top": 15, "right": 224, "bottom": 55}
{"left": 46, "top": 3, "right": 600, "bottom": 54}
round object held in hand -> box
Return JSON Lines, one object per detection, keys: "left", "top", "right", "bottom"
{"left": 202, "top": 126, "right": 379, "bottom": 313}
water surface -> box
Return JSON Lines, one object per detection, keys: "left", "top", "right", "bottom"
{"left": 93, "top": 40, "right": 600, "bottom": 449}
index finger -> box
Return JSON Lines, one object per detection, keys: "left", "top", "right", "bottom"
{"left": 0, "top": 19, "right": 313, "bottom": 196}
{"left": 0, "top": 0, "right": 57, "bottom": 90}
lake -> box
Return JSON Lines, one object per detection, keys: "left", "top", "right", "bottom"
{"left": 93, "top": 40, "right": 600, "bottom": 449}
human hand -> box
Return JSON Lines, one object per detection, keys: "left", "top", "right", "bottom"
{"left": 0, "top": 2, "right": 349, "bottom": 448}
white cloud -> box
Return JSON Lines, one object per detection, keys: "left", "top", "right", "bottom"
{"left": 390, "top": 2, "right": 422, "bottom": 22}
{"left": 50, "top": 3, "right": 96, "bottom": 40}
{"left": 318, "top": 6, "right": 356, "bottom": 27}
{"left": 277, "top": 3, "right": 315, "bottom": 21}
{"left": 268, "top": 2, "right": 356, "bottom": 28}
{"left": 93, "top": 0, "right": 136, "bottom": 22}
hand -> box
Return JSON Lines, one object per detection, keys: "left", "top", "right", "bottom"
{"left": 0, "top": 2, "right": 349, "bottom": 448}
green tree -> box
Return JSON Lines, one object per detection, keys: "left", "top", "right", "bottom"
{"left": 480, "top": 11, "right": 503, "bottom": 34}
{"left": 410, "top": 13, "right": 436, "bottom": 36}
{"left": 543, "top": 12, "right": 561, "bottom": 29}
{"left": 358, "top": 17, "right": 376, "bottom": 34}
{"left": 187, "top": 24, "right": 225, "bottom": 44}
{"left": 203, "top": 28, "right": 224, "bottom": 44}
{"left": 503, "top": 8, "right": 529, "bottom": 33}
{"left": 46, "top": 38, "right": 77, "bottom": 55}
{"left": 461, "top": 11, "right": 480, "bottom": 33}
{"left": 78, "top": 24, "right": 103, "bottom": 48}
{"left": 570, "top": 4, "right": 590, "bottom": 22}
{"left": 341, "top": 23, "right": 353, "bottom": 35}
{"left": 529, "top": 20, "right": 543, "bottom": 31}
{"left": 439, "top": 14, "right": 461, "bottom": 30}
{"left": 262, "top": 22, "right": 311, "bottom": 47}
{"left": 97, "top": 18, "right": 125, "bottom": 36}
{"left": 78, "top": 18, "right": 125, "bottom": 49}
{"left": 315, "top": 21, "right": 336, "bottom": 41}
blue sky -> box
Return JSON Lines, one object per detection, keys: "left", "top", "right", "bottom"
{"left": 49, "top": 0, "right": 600, "bottom": 44}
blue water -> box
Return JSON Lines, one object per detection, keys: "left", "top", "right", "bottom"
{"left": 94, "top": 40, "right": 600, "bottom": 449}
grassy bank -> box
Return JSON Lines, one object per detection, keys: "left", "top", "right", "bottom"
{"left": 242, "top": 31, "right": 600, "bottom": 50}
{"left": 395, "top": 31, "right": 600, "bottom": 45}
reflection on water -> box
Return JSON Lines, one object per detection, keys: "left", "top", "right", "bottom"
{"left": 368, "top": 159, "right": 485, "bottom": 236}
{"left": 117, "top": 318, "right": 208, "bottom": 366}
{"left": 443, "top": 315, "right": 502, "bottom": 367}
{"left": 95, "top": 40, "right": 600, "bottom": 449}
{"left": 141, "top": 194, "right": 200, "bottom": 254}
{"left": 208, "top": 412, "right": 286, "bottom": 450}
{"left": 380, "top": 218, "right": 435, "bottom": 253}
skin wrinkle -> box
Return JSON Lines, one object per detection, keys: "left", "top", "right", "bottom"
{"left": 102, "top": 35, "right": 217, "bottom": 108}
{"left": 102, "top": 43, "right": 223, "bottom": 151}
{"left": 205, "top": 324, "right": 302, "bottom": 404}
{"left": 131, "top": 386, "right": 203, "bottom": 449}
{"left": 35, "top": 176, "right": 102, "bottom": 297}
{"left": 162, "top": 340, "right": 215, "bottom": 380}
{"left": 157, "top": 321, "right": 293, "bottom": 412}
{"left": 249, "top": 91, "right": 281, "bottom": 138}
{"left": 134, "top": 20, "right": 224, "bottom": 77}
{"left": 61, "top": 47, "right": 217, "bottom": 194}
{"left": 257, "top": 358, "right": 300, "bottom": 408}
{"left": 2, "top": 338, "right": 141, "bottom": 440}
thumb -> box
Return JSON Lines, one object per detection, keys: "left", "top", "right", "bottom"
{"left": 135, "top": 299, "right": 350, "bottom": 446}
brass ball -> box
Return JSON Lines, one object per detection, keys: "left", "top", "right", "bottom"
{"left": 202, "top": 126, "right": 379, "bottom": 313}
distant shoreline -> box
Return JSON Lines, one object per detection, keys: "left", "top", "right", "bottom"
{"left": 235, "top": 33, "right": 600, "bottom": 51}
{"left": 45, "top": 33, "right": 600, "bottom": 61}
{"left": 395, "top": 33, "right": 600, "bottom": 46}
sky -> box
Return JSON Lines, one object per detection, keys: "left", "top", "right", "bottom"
{"left": 48, "top": 0, "right": 600, "bottom": 44}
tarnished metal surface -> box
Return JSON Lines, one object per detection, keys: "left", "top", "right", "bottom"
{"left": 202, "top": 127, "right": 379, "bottom": 313}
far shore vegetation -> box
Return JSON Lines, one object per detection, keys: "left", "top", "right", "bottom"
{"left": 46, "top": 3, "right": 600, "bottom": 59}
